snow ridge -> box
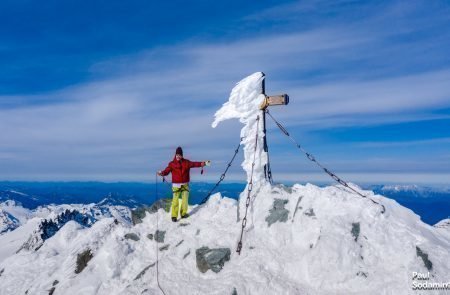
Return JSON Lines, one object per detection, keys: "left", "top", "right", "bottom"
{"left": 0, "top": 209, "right": 20, "bottom": 234}
{"left": 0, "top": 73, "right": 449, "bottom": 295}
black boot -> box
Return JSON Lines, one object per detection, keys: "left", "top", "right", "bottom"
{"left": 181, "top": 213, "right": 189, "bottom": 219}
{"left": 172, "top": 217, "right": 177, "bottom": 222}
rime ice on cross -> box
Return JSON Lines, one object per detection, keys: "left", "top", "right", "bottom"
{"left": 212, "top": 72, "right": 289, "bottom": 191}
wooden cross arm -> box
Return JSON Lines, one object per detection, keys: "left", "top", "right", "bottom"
{"left": 260, "top": 94, "right": 289, "bottom": 110}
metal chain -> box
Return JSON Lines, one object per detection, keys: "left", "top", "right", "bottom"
{"left": 199, "top": 138, "right": 243, "bottom": 205}
{"left": 236, "top": 115, "right": 260, "bottom": 255}
{"left": 264, "top": 135, "right": 274, "bottom": 185}
{"left": 265, "top": 109, "right": 385, "bottom": 214}
{"left": 262, "top": 111, "right": 274, "bottom": 185}
{"left": 266, "top": 157, "right": 273, "bottom": 184}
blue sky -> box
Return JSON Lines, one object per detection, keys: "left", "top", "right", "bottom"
{"left": 1, "top": 0, "right": 450, "bottom": 184}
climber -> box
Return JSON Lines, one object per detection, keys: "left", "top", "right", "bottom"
{"left": 157, "top": 147, "right": 210, "bottom": 222}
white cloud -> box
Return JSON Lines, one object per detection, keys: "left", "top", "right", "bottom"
{"left": 1, "top": 0, "right": 449, "bottom": 180}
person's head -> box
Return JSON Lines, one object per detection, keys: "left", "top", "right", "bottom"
{"left": 175, "top": 146, "right": 183, "bottom": 160}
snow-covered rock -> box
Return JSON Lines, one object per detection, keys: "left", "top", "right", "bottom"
{"left": 434, "top": 219, "right": 450, "bottom": 241}
{"left": 435, "top": 219, "right": 450, "bottom": 229}
{"left": 0, "top": 200, "right": 32, "bottom": 236}
{"left": 0, "top": 73, "right": 448, "bottom": 294}
{"left": 0, "top": 185, "right": 449, "bottom": 294}
{"left": 0, "top": 200, "right": 131, "bottom": 264}
{"left": 0, "top": 209, "right": 20, "bottom": 235}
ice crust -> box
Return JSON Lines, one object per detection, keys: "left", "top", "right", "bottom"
{"left": 213, "top": 72, "right": 268, "bottom": 188}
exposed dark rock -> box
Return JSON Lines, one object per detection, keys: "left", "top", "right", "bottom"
{"left": 134, "top": 263, "right": 156, "bottom": 280}
{"left": 282, "top": 186, "right": 293, "bottom": 194}
{"left": 292, "top": 196, "right": 303, "bottom": 222}
{"left": 179, "top": 223, "right": 190, "bottom": 227}
{"left": 18, "top": 234, "right": 43, "bottom": 253}
{"left": 131, "top": 207, "right": 149, "bottom": 225}
{"left": 416, "top": 246, "right": 433, "bottom": 270}
{"left": 356, "top": 271, "right": 368, "bottom": 278}
{"left": 273, "top": 184, "right": 293, "bottom": 194}
{"left": 147, "top": 234, "right": 153, "bottom": 240}
{"left": 49, "top": 287, "right": 56, "bottom": 295}
{"left": 148, "top": 199, "right": 172, "bottom": 213}
{"left": 155, "top": 230, "right": 165, "bottom": 243}
{"left": 159, "top": 244, "right": 169, "bottom": 251}
{"left": 304, "top": 208, "right": 315, "bottom": 217}
{"left": 19, "top": 209, "right": 93, "bottom": 252}
{"left": 131, "top": 199, "right": 171, "bottom": 225}
{"left": 75, "top": 249, "right": 93, "bottom": 274}
{"left": 351, "top": 223, "right": 360, "bottom": 242}
{"left": 434, "top": 219, "right": 450, "bottom": 229}
{"left": 0, "top": 268, "right": 4, "bottom": 277}
{"left": 183, "top": 250, "right": 191, "bottom": 259}
{"left": 52, "top": 280, "right": 59, "bottom": 286}
{"left": 196, "top": 229, "right": 200, "bottom": 235}
{"left": 196, "top": 247, "right": 231, "bottom": 273}
{"left": 176, "top": 240, "right": 184, "bottom": 247}
{"left": 41, "top": 210, "right": 91, "bottom": 241}
{"left": 265, "top": 199, "right": 289, "bottom": 227}
{"left": 0, "top": 208, "right": 20, "bottom": 234}
{"left": 124, "top": 233, "right": 140, "bottom": 241}
{"left": 232, "top": 287, "right": 238, "bottom": 295}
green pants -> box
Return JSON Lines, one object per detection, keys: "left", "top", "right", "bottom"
{"left": 171, "top": 184, "right": 189, "bottom": 218}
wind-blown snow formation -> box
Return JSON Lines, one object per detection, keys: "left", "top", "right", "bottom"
{"left": 212, "top": 72, "right": 270, "bottom": 227}
{"left": 212, "top": 72, "right": 268, "bottom": 188}
{"left": 0, "top": 73, "right": 449, "bottom": 294}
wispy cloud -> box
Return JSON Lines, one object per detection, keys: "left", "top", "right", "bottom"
{"left": 1, "top": 0, "right": 449, "bottom": 181}
{"left": 355, "top": 137, "right": 450, "bottom": 148}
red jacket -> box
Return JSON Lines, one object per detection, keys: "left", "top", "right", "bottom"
{"left": 161, "top": 157, "right": 203, "bottom": 183}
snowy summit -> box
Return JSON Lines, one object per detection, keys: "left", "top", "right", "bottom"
{"left": 0, "top": 73, "right": 449, "bottom": 294}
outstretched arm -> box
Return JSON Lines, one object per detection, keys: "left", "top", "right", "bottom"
{"left": 189, "top": 160, "right": 211, "bottom": 168}
{"left": 189, "top": 161, "right": 205, "bottom": 168}
{"left": 158, "top": 165, "right": 172, "bottom": 176}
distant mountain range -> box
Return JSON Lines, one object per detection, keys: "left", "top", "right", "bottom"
{"left": 368, "top": 185, "right": 450, "bottom": 225}
{"left": 0, "top": 198, "right": 132, "bottom": 265}
{"left": 0, "top": 181, "right": 245, "bottom": 209}
{"left": 0, "top": 181, "right": 449, "bottom": 225}
{"left": 370, "top": 184, "right": 450, "bottom": 200}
